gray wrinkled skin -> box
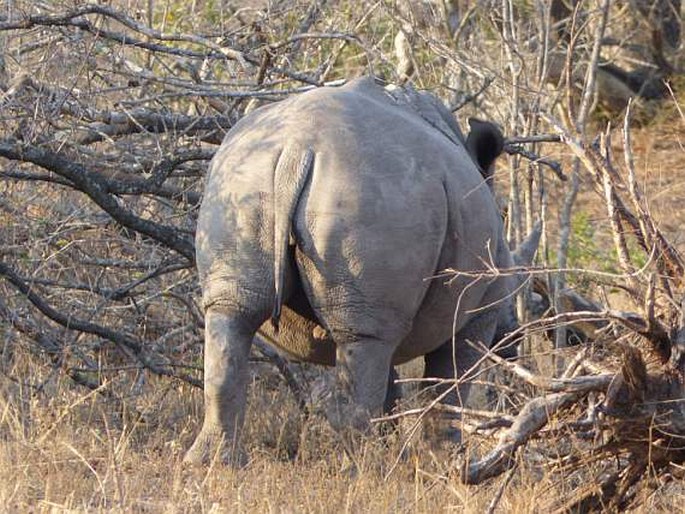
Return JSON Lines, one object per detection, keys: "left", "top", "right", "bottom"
{"left": 185, "top": 77, "right": 531, "bottom": 465}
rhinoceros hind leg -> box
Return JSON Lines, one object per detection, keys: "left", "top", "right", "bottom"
{"left": 325, "top": 337, "right": 398, "bottom": 434}
{"left": 184, "top": 308, "right": 264, "bottom": 466}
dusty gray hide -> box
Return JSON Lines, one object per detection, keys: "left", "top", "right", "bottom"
{"left": 185, "top": 77, "right": 539, "bottom": 465}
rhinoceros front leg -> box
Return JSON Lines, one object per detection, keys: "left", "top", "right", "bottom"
{"left": 384, "top": 366, "right": 401, "bottom": 415}
{"left": 184, "top": 309, "right": 256, "bottom": 466}
{"left": 423, "top": 310, "right": 498, "bottom": 444}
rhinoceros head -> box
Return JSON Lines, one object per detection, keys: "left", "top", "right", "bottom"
{"left": 493, "top": 222, "right": 543, "bottom": 357}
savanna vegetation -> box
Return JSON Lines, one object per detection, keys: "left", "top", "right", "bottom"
{"left": 1, "top": 1, "right": 684, "bottom": 511}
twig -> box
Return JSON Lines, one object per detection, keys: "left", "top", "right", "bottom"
{"left": 9, "top": 261, "right": 189, "bottom": 301}
{"left": 0, "top": 260, "right": 202, "bottom": 387}
{"left": 503, "top": 143, "right": 567, "bottom": 181}
{"left": 482, "top": 339, "right": 614, "bottom": 393}
{"left": 600, "top": 130, "right": 636, "bottom": 280}
{"left": 623, "top": 100, "right": 684, "bottom": 284}
{"left": 372, "top": 403, "right": 515, "bottom": 424}
{"left": 0, "top": 5, "right": 247, "bottom": 66}
{"left": 266, "top": 32, "right": 362, "bottom": 51}
{"left": 0, "top": 139, "right": 195, "bottom": 262}
{"left": 37, "top": 381, "right": 112, "bottom": 444}
{"left": 450, "top": 75, "right": 495, "bottom": 111}
{"left": 485, "top": 463, "right": 518, "bottom": 514}
{"left": 505, "top": 134, "right": 563, "bottom": 145}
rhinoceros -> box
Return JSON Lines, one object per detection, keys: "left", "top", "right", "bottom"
{"left": 185, "top": 76, "right": 538, "bottom": 465}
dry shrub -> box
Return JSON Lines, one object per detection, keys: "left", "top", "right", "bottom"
{"left": 1, "top": 0, "right": 684, "bottom": 511}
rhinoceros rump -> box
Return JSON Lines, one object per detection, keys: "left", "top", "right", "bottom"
{"left": 185, "top": 77, "right": 537, "bottom": 465}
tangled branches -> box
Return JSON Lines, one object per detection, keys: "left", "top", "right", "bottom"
{"left": 451, "top": 109, "right": 685, "bottom": 510}
{"left": 0, "top": 1, "right": 369, "bottom": 392}
{"left": 0, "top": 1, "right": 683, "bottom": 509}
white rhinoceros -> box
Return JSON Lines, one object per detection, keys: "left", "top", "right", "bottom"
{"left": 185, "top": 76, "right": 538, "bottom": 465}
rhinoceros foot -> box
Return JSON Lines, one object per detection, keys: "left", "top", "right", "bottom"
{"left": 183, "top": 427, "right": 247, "bottom": 468}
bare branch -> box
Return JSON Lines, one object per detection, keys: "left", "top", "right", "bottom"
{"left": 0, "top": 5, "right": 247, "bottom": 65}
{"left": 462, "top": 392, "right": 581, "bottom": 484}
{"left": 503, "top": 143, "right": 567, "bottom": 181}
{"left": 0, "top": 260, "right": 201, "bottom": 388}
{"left": 0, "top": 139, "right": 196, "bottom": 261}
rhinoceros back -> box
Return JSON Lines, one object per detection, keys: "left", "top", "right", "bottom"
{"left": 196, "top": 76, "right": 506, "bottom": 361}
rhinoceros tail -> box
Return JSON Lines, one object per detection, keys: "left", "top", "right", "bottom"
{"left": 271, "top": 146, "right": 315, "bottom": 331}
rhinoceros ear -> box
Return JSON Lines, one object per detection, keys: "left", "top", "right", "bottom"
{"left": 512, "top": 221, "right": 542, "bottom": 267}
{"left": 466, "top": 118, "right": 504, "bottom": 178}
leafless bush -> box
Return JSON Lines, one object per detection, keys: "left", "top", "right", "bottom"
{"left": 454, "top": 115, "right": 685, "bottom": 505}
{"left": 0, "top": 0, "right": 376, "bottom": 393}
{"left": 0, "top": 0, "right": 683, "bottom": 510}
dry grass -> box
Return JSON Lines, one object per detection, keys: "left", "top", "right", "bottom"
{"left": 0, "top": 360, "right": 504, "bottom": 513}
{"left": 0, "top": 386, "right": 510, "bottom": 512}
{"left": 2, "top": 348, "right": 684, "bottom": 512}
{"left": 2, "top": 1, "right": 685, "bottom": 511}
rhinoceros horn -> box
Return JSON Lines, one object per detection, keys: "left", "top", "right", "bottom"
{"left": 511, "top": 221, "right": 542, "bottom": 267}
